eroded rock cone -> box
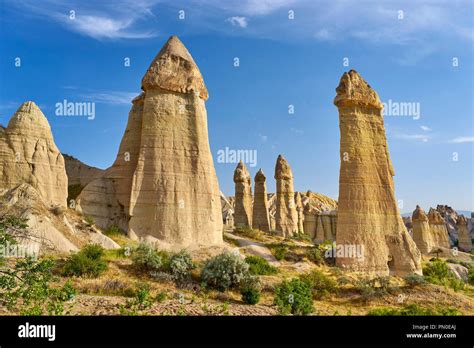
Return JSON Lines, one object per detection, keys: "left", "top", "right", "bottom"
{"left": 334, "top": 70, "right": 421, "bottom": 276}
{"left": 0, "top": 101, "right": 67, "bottom": 207}
{"left": 78, "top": 36, "right": 223, "bottom": 250}
{"left": 427, "top": 208, "right": 450, "bottom": 249}
{"left": 252, "top": 169, "right": 270, "bottom": 232}
{"left": 274, "top": 155, "right": 298, "bottom": 237}
{"left": 457, "top": 215, "right": 472, "bottom": 252}
{"left": 412, "top": 205, "right": 434, "bottom": 254}
{"left": 233, "top": 161, "right": 253, "bottom": 228}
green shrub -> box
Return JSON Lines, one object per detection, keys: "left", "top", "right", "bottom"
{"left": 133, "top": 282, "right": 152, "bottom": 309}
{"left": 233, "top": 227, "right": 264, "bottom": 241}
{"left": 84, "top": 216, "right": 95, "bottom": 226}
{"left": 240, "top": 275, "right": 261, "bottom": 305}
{"left": 291, "top": 233, "right": 312, "bottom": 242}
{"left": 201, "top": 252, "right": 249, "bottom": 291}
{"left": 104, "top": 225, "right": 126, "bottom": 236}
{"left": 169, "top": 250, "right": 195, "bottom": 284}
{"left": 300, "top": 270, "right": 338, "bottom": 299}
{"left": 353, "top": 276, "right": 395, "bottom": 301}
{"left": 423, "top": 259, "right": 465, "bottom": 291}
{"left": 155, "top": 291, "right": 167, "bottom": 302}
{"left": 245, "top": 255, "right": 278, "bottom": 275}
{"left": 368, "top": 304, "right": 461, "bottom": 316}
{"left": 306, "top": 247, "right": 324, "bottom": 265}
{"left": 272, "top": 245, "right": 287, "bottom": 261}
{"left": 468, "top": 267, "right": 474, "bottom": 285}
{"left": 132, "top": 242, "right": 169, "bottom": 273}
{"left": 274, "top": 278, "right": 313, "bottom": 315}
{"left": 0, "top": 215, "right": 76, "bottom": 315}
{"left": 403, "top": 274, "right": 426, "bottom": 287}
{"left": 62, "top": 244, "right": 107, "bottom": 277}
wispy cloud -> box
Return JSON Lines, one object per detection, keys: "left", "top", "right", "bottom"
{"left": 395, "top": 133, "right": 430, "bottom": 142}
{"left": 420, "top": 125, "right": 431, "bottom": 131}
{"left": 8, "top": 0, "right": 159, "bottom": 40}
{"left": 226, "top": 16, "right": 248, "bottom": 28}
{"left": 80, "top": 91, "right": 139, "bottom": 105}
{"left": 449, "top": 136, "right": 474, "bottom": 144}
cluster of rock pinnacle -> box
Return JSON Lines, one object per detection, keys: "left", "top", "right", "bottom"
{"left": 0, "top": 36, "right": 471, "bottom": 275}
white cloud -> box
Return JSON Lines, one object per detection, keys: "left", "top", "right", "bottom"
{"left": 259, "top": 134, "right": 268, "bottom": 142}
{"left": 226, "top": 16, "right": 248, "bottom": 28}
{"left": 8, "top": 0, "right": 159, "bottom": 40}
{"left": 395, "top": 133, "right": 430, "bottom": 142}
{"left": 449, "top": 136, "right": 474, "bottom": 144}
{"left": 61, "top": 15, "right": 155, "bottom": 39}
{"left": 81, "top": 91, "right": 139, "bottom": 105}
{"left": 420, "top": 125, "right": 431, "bottom": 131}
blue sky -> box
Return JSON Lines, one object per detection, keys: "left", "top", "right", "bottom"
{"left": 0, "top": 0, "right": 473, "bottom": 212}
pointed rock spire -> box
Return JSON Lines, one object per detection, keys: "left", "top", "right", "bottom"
{"left": 0, "top": 101, "right": 67, "bottom": 207}
{"left": 141, "top": 35, "right": 208, "bottom": 100}
{"left": 252, "top": 169, "right": 270, "bottom": 232}
{"left": 233, "top": 161, "right": 252, "bottom": 228}
{"left": 274, "top": 154, "right": 298, "bottom": 237}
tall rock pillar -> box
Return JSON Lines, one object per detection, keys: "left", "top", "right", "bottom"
{"left": 274, "top": 155, "right": 298, "bottom": 237}
{"left": 252, "top": 169, "right": 270, "bottom": 232}
{"left": 427, "top": 208, "right": 450, "bottom": 249}
{"left": 233, "top": 161, "right": 253, "bottom": 228}
{"left": 334, "top": 70, "right": 421, "bottom": 276}
{"left": 412, "top": 205, "right": 434, "bottom": 254}
{"left": 127, "top": 36, "right": 223, "bottom": 249}
{"left": 295, "top": 192, "right": 305, "bottom": 234}
{"left": 457, "top": 215, "right": 473, "bottom": 252}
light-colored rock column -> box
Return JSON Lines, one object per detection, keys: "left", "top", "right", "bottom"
{"left": 295, "top": 192, "right": 305, "bottom": 234}
{"left": 274, "top": 155, "right": 298, "bottom": 237}
{"left": 233, "top": 161, "right": 253, "bottom": 228}
{"left": 303, "top": 205, "right": 317, "bottom": 240}
{"left": 412, "top": 205, "right": 434, "bottom": 255}
{"left": 127, "top": 36, "right": 223, "bottom": 250}
{"left": 334, "top": 70, "right": 421, "bottom": 276}
{"left": 427, "top": 208, "right": 450, "bottom": 249}
{"left": 252, "top": 169, "right": 270, "bottom": 232}
{"left": 457, "top": 215, "right": 473, "bottom": 252}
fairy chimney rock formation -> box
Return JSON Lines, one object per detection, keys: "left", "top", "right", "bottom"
{"left": 78, "top": 36, "right": 223, "bottom": 250}
{"left": 427, "top": 208, "right": 450, "bottom": 249}
{"left": 412, "top": 205, "right": 435, "bottom": 254}
{"left": 295, "top": 192, "right": 305, "bottom": 233}
{"left": 0, "top": 101, "right": 68, "bottom": 207}
{"left": 457, "top": 215, "right": 473, "bottom": 252}
{"left": 274, "top": 155, "right": 298, "bottom": 237}
{"left": 334, "top": 70, "right": 422, "bottom": 276}
{"left": 233, "top": 161, "right": 253, "bottom": 228}
{"left": 252, "top": 169, "right": 270, "bottom": 232}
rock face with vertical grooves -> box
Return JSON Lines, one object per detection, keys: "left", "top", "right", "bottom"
{"left": 295, "top": 192, "right": 305, "bottom": 233}
{"left": 78, "top": 36, "right": 223, "bottom": 250}
{"left": 0, "top": 101, "right": 68, "bottom": 207}
{"left": 427, "top": 208, "right": 450, "bottom": 249}
{"left": 412, "top": 205, "right": 434, "bottom": 254}
{"left": 334, "top": 70, "right": 422, "bottom": 276}
{"left": 252, "top": 169, "right": 270, "bottom": 232}
{"left": 274, "top": 155, "right": 298, "bottom": 237}
{"left": 233, "top": 161, "right": 253, "bottom": 228}
{"left": 457, "top": 215, "right": 473, "bottom": 252}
